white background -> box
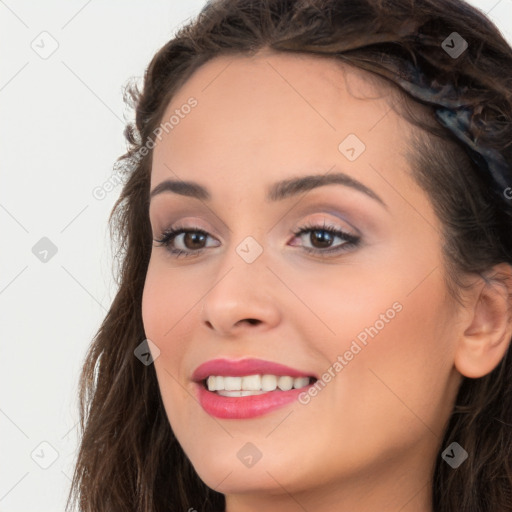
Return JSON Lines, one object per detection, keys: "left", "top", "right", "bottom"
{"left": 1, "top": 1, "right": 511, "bottom": 510}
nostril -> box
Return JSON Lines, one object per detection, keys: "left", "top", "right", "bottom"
{"left": 235, "top": 318, "right": 261, "bottom": 327}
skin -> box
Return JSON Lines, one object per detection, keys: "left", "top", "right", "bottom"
{"left": 141, "top": 49, "right": 512, "bottom": 511}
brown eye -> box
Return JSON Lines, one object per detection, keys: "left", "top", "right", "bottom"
{"left": 181, "top": 231, "right": 207, "bottom": 250}
{"left": 291, "top": 223, "right": 360, "bottom": 256}
{"left": 154, "top": 226, "right": 219, "bottom": 258}
{"left": 308, "top": 229, "right": 335, "bottom": 249}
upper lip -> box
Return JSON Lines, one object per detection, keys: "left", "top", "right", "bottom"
{"left": 192, "top": 358, "right": 318, "bottom": 382}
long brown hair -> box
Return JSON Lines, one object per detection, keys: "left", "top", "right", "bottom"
{"left": 66, "top": 0, "right": 512, "bottom": 510}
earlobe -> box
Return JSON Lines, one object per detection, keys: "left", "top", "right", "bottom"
{"left": 454, "top": 263, "right": 512, "bottom": 379}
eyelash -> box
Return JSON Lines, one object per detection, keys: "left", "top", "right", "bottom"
{"left": 153, "top": 221, "right": 360, "bottom": 259}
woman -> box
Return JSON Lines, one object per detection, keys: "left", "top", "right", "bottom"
{"left": 66, "top": 0, "right": 512, "bottom": 510}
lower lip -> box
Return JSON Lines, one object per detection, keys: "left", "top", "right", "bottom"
{"left": 195, "top": 382, "right": 312, "bottom": 419}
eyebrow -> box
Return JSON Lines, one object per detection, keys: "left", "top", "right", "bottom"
{"left": 149, "top": 172, "right": 387, "bottom": 209}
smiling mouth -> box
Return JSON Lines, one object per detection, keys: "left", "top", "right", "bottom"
{"left": 202, "top": 375, "right": 317, "bottom": 396}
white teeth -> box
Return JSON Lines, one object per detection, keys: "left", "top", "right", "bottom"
{"left": 261, "top": 374, "right": 277, "bottom": 391}
{"left": 207, "top": 376, "right": 224, "bottom": 391}
{"left": 293, "top": 377, "right": 310, "bottom": 389}
{"left": 217, "top": 390, "right": 268, "bottom": 397}
{"left": 205, "top": 374, "right": 312, "bottom": 392}
{"left": 224, "top": 376, "right": 242, "bottom": 390}
{"left": 277, "top": 376, "right": 294, "bottom": 391}
{"left": 242, "top": 374, "right": 261, "bottom": 390}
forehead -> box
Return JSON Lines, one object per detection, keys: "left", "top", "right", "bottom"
{"left": 150, "top": 50, "right": 412, "bottom": 196}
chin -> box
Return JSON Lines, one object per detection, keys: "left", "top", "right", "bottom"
{"left": 182, "top": 443, "right": 295, "bottom": 494}
{"left": 196, "top": 464, "right": 289, "bottom": 495}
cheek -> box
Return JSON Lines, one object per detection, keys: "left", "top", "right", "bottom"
{"left": 141, "top": 259, "right": 198, "bottom": 346}
{"left": 141, "top": 264, "right": 195, "bottom": 428}
{"left": 323, "top": 270, "right": 457, "bottom": 443}
{"left": 141, "top": 261, "right": 191, "bottom": 398}
{"left": 296, "top": 253, "right": 455, "bottom": 418}
{"left": 141, "top": 265, "right": 169, "bottom": 345}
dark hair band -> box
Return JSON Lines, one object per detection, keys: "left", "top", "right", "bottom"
{"left": 391, "top": 60, "right": 512, "bottom": 203}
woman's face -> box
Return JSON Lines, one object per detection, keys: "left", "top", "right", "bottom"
{"left": 142, "top": 51, "right": 463, "bottom": 508}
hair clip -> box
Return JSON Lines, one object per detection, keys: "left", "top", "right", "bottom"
{"left": 391, "top": 61, "right": 511, "bottom": 201}
{"left": 434, "top": 107, "right": 511, "bottom": 198}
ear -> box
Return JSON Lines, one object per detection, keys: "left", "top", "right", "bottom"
{"left": 454, "top": 263, "right": 512, "bottom": 379}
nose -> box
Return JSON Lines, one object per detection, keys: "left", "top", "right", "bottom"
{"left": 200, "top": 253, "right": 282, "bottom": 337}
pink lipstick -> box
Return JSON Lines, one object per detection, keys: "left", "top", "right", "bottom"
{"left": 192, "top": 358, "right": 317, "bottom": 419}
